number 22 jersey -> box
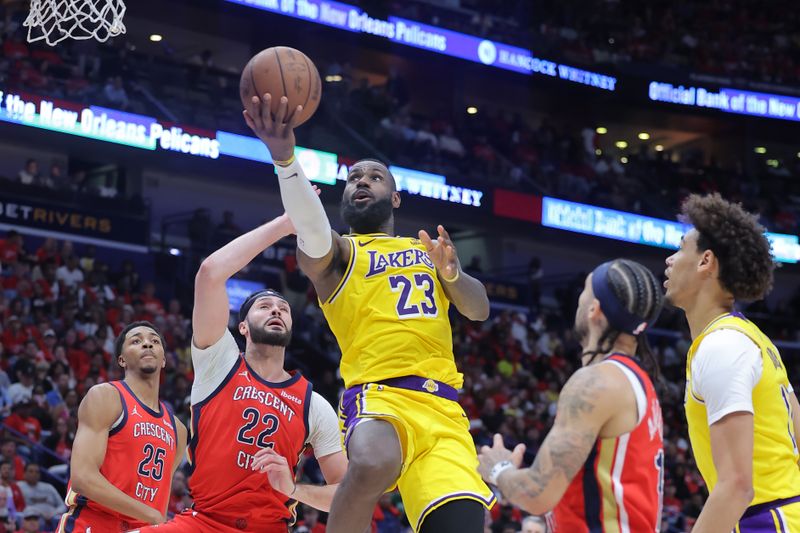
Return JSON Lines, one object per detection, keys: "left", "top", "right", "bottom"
{"left": 188, "top": 330, "right": 341, "bottom": 530}
{"left": 320, "top": 233, "right": 461, "bottom": 389}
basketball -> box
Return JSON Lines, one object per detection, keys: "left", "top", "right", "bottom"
{"left": 239, "top": 46, "right": 322, "bottom": 127}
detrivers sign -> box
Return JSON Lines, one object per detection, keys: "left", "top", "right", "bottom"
{"left": 0, "top": 192, "right": 149, "bottom": 251}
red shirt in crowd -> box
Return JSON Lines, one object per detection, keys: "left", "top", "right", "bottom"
{"left": 4, "top": 414, "right": 42, "bottom": 443}
{"left": 0, "top": 240, "right": 19, "bottom": 264}
{"left": 3, "top": 480, "right": 25, "bottom": 511}
{"left": 1, "top": 330, "right": 27, "bottom": 353}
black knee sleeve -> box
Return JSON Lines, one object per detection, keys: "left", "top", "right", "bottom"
{"left": 419, "top": 499, "right": 486, "bottom": 533}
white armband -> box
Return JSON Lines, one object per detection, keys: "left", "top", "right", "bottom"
{"left": 274, "top": 158, "right": 333, "bottom": 258}
{"left": 489, "top": 460, "right": 515, "bottom": 485}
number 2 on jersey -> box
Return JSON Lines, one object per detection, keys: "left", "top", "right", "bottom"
{"left": 389, "top": 273, "right": 437, "bottom": 319}
{"left": 137, "top": 444, "right": 166, "bottom": 481}
{"left": 237, "top": 407, "right": 280, "bottom": 448}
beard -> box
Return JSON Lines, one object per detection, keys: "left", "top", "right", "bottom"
{"left": 573, "top": 311, "right": 589, "bottom": 349}
{"left": 248, "top": 318, "right": 292, "bottom": 347}
{"left": 340, "top": 196, "right": 393, "bottom": 234}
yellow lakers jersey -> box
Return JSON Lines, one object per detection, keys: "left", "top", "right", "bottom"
{"left": 320, "top": 233, "right": 461, "bottom": 389}
{"left": 685, "top": 313, "right": 800, "bottom": 504}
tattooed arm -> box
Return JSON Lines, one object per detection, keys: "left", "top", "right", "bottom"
{"left": 478, "top": 363, "right": 632, "bottom": 514}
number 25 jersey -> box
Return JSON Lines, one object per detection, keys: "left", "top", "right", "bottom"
{"left": 320, "top": 233, "right": 461, "bottom": 389}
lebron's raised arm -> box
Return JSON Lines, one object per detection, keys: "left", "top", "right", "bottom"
{"left": 243, "top": 93, "right": 351, "bottom": 302}
{"left": 193, "top": 213, "right": 297, "bottom": 350}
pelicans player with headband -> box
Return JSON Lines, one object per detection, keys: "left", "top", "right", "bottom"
{"left": 665, "top": 194, "right": 800, "bottom": 532}
{"left": 478, "top": 259, "right": 664, "bottom": 532}
{"left": 133, "top": 210, "right": 346, "bottom": 533}
{"left": 59, "top": 321, "right": 188, "bottom": 532}
{"left": 245, "top": 95, "right": 493, "bottom": 532}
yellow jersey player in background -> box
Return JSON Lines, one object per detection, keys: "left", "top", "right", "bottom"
{"left": 664, "top": 193, "right": 800, "bottom": 533}
{"left": 244, "top": 95, "right": 494, "bottom": 533}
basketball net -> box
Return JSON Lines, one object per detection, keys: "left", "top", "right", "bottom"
{"left": 24, "top": 0, "right": 126, "bottom": 46}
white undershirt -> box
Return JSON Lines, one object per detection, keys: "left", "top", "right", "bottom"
{"left": 190, "top": 329, "right": 342, "bottom": 458}
{"left": 690, "top": 328, "right": 777, "bottom": 426}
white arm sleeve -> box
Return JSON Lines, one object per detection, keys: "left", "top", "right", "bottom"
{"left": 691, "top": 329, "right": 762, "bottom": 426}
{"left": 274, "top": 158, "right": 332, "bottom": 258}
{"left": 307, "top": 392, "right": 343, "bottom": 458}
{"left": 190, "top": 329, "right": 240, "bottom": 404}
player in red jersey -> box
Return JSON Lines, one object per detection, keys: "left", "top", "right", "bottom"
{"left": 132, "top": 211, "right": 346, "bottom": 533}
{"left": 58, "top": 321, "right": 188, "bottom": 533}
{"left": 478, "top": 259, "right": 665, "bottom": 532}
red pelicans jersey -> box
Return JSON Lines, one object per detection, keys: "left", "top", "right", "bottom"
{"left": 188, "top": 356, "right": 312, "bottom": 530}
{"left": 58, "top": 381, "right": 178, "bottom": 533}
{"left": 551, "top": 354, "right": 664, "bottom": 533}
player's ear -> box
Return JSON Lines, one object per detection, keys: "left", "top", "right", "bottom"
{"left": 118, "top": 355, "right": 126, "bottom": 369}
{"left": 238, "top": 320, "right": 247, "bottom": 336}
{"left": 392, "top": 191, "right": 401, "bottom": 208}
{"left": 589, "top": 298, "right": 604, "bottom": 322}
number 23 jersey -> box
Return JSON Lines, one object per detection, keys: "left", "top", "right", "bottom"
{"left": 320, "top": 234, "right": 460, "bottom": 389}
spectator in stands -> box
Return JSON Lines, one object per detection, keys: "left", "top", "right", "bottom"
{"left": 0, "top": 484, "right": 16, "bottom": 529}
{"left": 64, "top": 169, "right": 86, "bottom": 194}
{"left": 3, "top": 401, "right": 42, "bottom": 445}
{"left": 373, "top": 493, "right": 403, "bottom": 533}
{"left": 519, "top": 515, "right": 546, "bottom": 533}
{"left": 37, "top": 162, "right": 63, "bottom": 190}
{"left": 294, "top": 504, "right": 326, "bottom": 533}
{"left": 33, "top": 241, "right": 59, "bottom": 267}
{"left": 190, "top": 49, "right": 215, "bottom": 72}
{"left": 490, "top": 505, "right": 520, "bottom": 533}
{"left": 18, "top": 507, "right": 44, "bottom": 533}
{"left": 439, "top": 125, "right": 466, "bottom": 158}
{"left": 167, "top": 470, "right": 190, "bottom": 518}
{"left": 103, "top": 76, "right": 129, "bottom": 110}
{"left": 55, "top": 256, "right": 83, "bottom": 289}
{"left": 16, "top": 160, "right": 38, "bottom": 186}
{"left": 17, "top": 463, "right": 64, "bottom": 524}
{"left": 212, "top": 210, "right": 242, "bottom": 248}
{"left": 42, "top": 417, "right": 72, "bottom": 476}
{"left": 0, "top": 445, "right": 25, "bottom": 483}
{"left": 114, "top": 260, "right": 140, "bottom": 294}
{"left": 78, "top": 246, "right": 95, "bottom": 274}
{"left": 140, "top": 282, "right": 164, "bottom": 316}
{"left": 7, "top": 364, "right": 34, "bottom": 407}
{"left": 0, "top": 231, "right": 23, "bottom": 266}
{"left": 2, "top": 317, "right": 27, "bottom": 355}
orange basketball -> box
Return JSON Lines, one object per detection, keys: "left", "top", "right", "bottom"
{"left": 239, "top": 46, "right": 322, "bottom": 126}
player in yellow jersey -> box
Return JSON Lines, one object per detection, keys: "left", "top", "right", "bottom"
{"left": 664, "top": 193, "right": 800, "bottom": 533}
{"left": 244, "top": 95, "right": 494, "bottom": 532}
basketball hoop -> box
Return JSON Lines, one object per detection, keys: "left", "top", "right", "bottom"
{"left": 24, "top": 0, "right": 126, "bottom": 46}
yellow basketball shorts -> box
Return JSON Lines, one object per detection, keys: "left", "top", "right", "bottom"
{"left": 736, "top": 496, "right": 800, "bottom": 532}
{"left": 339, "top": 377, "right": 496, "bottom": 531}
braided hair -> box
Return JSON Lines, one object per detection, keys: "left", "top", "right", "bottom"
{"left": 582, "top": 259, "right": 664, "bottom": 380}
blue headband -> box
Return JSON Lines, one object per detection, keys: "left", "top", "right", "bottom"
{"left": 591, "top": 262, "right": 651, "bottom": 336}
{"left": 238, "top": 289, "right": 288, "bottom": 323}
